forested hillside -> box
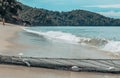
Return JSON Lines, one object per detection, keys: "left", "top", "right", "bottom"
{"left": 2, "top": 2, "right": 120, "bottom": 26}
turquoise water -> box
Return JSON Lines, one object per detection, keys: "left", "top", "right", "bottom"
{"left": 23, "top": 26, "right": 120, "bottom": 53}
{"left": 27, "top": 27, "right": 120, "bottom": 41}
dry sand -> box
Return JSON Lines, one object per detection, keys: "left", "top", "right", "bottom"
{"left": 0, "top": 64, "right": 119, "bottom": 78}
{"left": 0, "top": 23, "right": 119, "bottom": 78}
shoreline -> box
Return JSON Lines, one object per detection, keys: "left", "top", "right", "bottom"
{"left": 0, "top": 23, "right": 22, "bottom": 53}
{"left": 0, "top": 23, "right": 120, "bottom": 77}
{"left": 0, "top": 23, "right": 119, "bottom": 58}
{"left": 1, "top": 23, "right": 117, "bottom": 58}
{"left": 0, "top": 23, "right": 31, "bottom": 56}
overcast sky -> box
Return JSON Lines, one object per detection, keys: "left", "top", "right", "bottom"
{"left": 19, "top": 0, "right": 120, "bottom": 18}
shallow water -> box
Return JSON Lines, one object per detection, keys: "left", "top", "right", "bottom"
{"left": 25, "top": 26, "right": 120, "bottom": 52}
{"left": 3, "top": 26, "right": 120, "bottom": 59}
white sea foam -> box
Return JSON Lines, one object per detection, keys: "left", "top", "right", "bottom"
{"left": 23, "top": 28, "right": 120, "bottom": 53}
{"left": 23, "top": 28, "right": 90, "bottom": 43}
{"left": 102, "top": 41, "right": 120, "bottom": 53}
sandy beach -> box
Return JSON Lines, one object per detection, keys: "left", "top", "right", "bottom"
{"left": 0, "top": 64, "right": 119, "bottom": 78}
{"left": 0, "top": 23, "right": 22, "bottom": 52}
{"left": 0, "top": 23, "right": 31, "bottom": 56}
{"left": 0, "top": 23, "right": 120, "bottom": 77}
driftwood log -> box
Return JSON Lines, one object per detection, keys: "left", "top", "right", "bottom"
{"left": 0, "top": 55, "right": 120, "bottom": 73}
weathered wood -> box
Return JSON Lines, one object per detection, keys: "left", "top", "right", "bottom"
{"left": 0, "top": 55, "right": 120, "bottom": 73}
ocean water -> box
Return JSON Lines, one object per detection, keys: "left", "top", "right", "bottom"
{"left": 23, "top": 26, "right": 120, "bottom": 53}
{"left": 8, "top": 26, "right": 120, "bottom": 58}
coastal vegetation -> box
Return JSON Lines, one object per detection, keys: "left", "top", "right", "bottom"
{"left": 18, "top": 3, "right": 120, "bottom": 26}
{"left": 0, "top": 0, "right": 22, "bottom": 25}
{"left": 1, "top": 1, "right": 120, "bottom": 26}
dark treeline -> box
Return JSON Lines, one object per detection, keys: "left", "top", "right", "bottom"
{"left": 19, "top": 3, "right": 120, "bottom": 26}
{"left": 1, "top": 2, "right": 120, "bottom": 26}
{"left": 0, "top": 0, "right": 22, "bottom": 25}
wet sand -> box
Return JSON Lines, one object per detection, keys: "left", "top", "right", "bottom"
{"left": 0, "top": 25, "right": 116, "bottom": 58}
{"left": 0, "top": 22, "right": 118, "bottom": 59}
{"left": 0, "top": 23, "right": 22, "bottom": 52}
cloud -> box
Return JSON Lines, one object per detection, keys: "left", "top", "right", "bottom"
{"left": 98, "top": 11, "right": 120, "bottom": 18}
{"left": 85, "top": 4, "right": 120, "bottom": 8}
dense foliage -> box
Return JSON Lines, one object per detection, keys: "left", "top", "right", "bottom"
{"left": 18, "top": 3, "right": 120, "bottom": 26}
{"left": 0, "top": 0, "right": 22, "bottom": 25}
{"left": 1, "top": 2, "right": 120, "bottom": 26}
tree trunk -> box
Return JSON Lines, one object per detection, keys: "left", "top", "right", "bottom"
{"left": 2, "top": 18, "right": 5, "bottom": 25}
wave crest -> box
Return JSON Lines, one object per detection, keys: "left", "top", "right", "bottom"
{"left": 80, "top": 38, "right": 108, "bottom": 47}
{"left": 23, "top": 28, "right": 120, "bottom": 53}
{"left": 103, "top": 41, "right": 120, "bottom": 52}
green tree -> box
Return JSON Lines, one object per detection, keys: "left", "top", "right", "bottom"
{"left": 0, "top": 0, "right": 22, "bottom": 25}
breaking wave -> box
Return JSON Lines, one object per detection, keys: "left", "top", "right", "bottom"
{"left": 23, "top": 28, "right": 120, "bottom": 53}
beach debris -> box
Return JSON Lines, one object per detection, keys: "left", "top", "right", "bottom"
{"left": 71, "top": 66, "right": 80, "bottom": 71}
{"left": 22, "top": 59, "right": 31, "bottom": 67}
{"left": 18, "top": 53, "right": 30, "bottom": 67}
{"left": 0, "top": 55, "right": 120, "bottom": 73}
{"left": 108, "top": 67, "right": 115, "bottom": 70}
{"left": 19, "top": 53, "right": 23, "bottom": 56}
{"left": 18, "top": 53, "right": 23, "bottom": 58}
{"left": 24, "top": 61, "right": 31, "bottom": 67}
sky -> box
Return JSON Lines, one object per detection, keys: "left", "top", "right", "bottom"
{"left": 18, "top": 0, "right": 120, "bottom": 18}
